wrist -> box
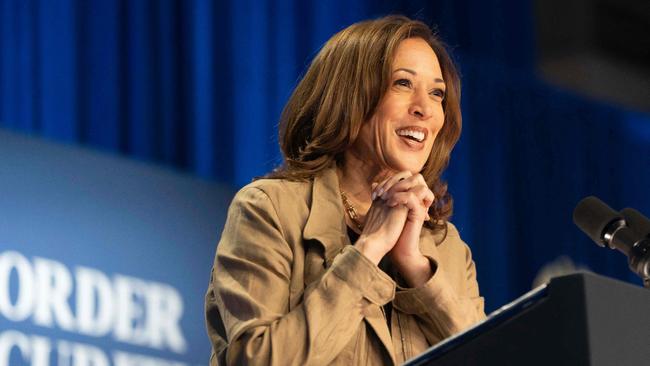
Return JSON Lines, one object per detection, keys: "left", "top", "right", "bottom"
{"left": 397, "top": 254, "right": 433, "bottom": 288}
{"left": 354, "top": 236, "right": 384, "bottom": 265}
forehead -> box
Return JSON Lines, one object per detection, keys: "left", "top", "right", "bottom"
{"left": 391, "top": 37, "right": 442, "bottom": 77}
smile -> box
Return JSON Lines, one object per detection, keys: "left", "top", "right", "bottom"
{"left": 395, "top": 126, "right": 427, "bottom": 143}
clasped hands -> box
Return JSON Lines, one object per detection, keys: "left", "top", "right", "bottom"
{"left": 354, "top": 171, "right": 436, "bottom": 288}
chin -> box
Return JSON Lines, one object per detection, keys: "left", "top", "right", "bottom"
{"left": 407, "top": 165, "right": 426, "bottom": 175}
{"left": 388, "top": 158, "right": 427, "bottom": 175}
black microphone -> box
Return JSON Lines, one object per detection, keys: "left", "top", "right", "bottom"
{"left": 573, "top": 196, "right": 650, "bottom": 287}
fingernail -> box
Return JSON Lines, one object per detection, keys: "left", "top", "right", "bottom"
{"left": 377, "top": 188, "right": 384, "bottom": 197}
{"left": 371, "top": 191, "right": 377, "bottom": 200}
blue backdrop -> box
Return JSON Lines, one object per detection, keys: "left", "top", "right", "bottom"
{"left": 1, "top": 0, "right": 649, "bottom": 314}
{"left": 0, "top": 129, "right": 234, "bottom": 365}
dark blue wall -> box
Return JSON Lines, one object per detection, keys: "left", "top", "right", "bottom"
{"left": 1, "top": 0, "right": 649, "bottom": 314}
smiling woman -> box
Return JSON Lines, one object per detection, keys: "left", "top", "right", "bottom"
{"left": 205, "top": 15, "right": 485, "bottom": 366}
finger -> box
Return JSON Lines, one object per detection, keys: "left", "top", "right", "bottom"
{"left": 415, "top": 173, "right": 427, "bottom": 186}
{"left": 370, "top": 170, "right": 394, "bottom": 197}
{"left": 370, "top": 182, "right": 379, "bottom": 200}
{"left": 376, "top": 171, "right": 412, "bottom": 199}
{"left": 421, "top": 188, "right": 434, "bottom": 221}
{"left": 383, "top": 173, "right": 426, "bottom": 198}
{"left": 386, "top": 192, "right": 428, "bottom": 220}
{"left": 409, "top": 185, "right": 435, "bottom": 208}
{"left": 374, "top": 175, "right": 398, "bottom": 199}
{"left": 416, "top": 186, "right": 436, "bottom": 209}
{"left": 372, "top": 177, "right": 390, "bottom": 200}
{"left": 386, "top": 191, "right": 419, "bottom": 209}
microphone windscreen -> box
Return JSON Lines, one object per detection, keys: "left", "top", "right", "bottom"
{"left": 621, "top": 208, "right": 650, "bottom": 237}
{"left": 573, "top": 196, "right": 621, "bottom": 246}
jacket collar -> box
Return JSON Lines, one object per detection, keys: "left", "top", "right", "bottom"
{"left": 302, "top": 164, "right": 349, "bottom": 266}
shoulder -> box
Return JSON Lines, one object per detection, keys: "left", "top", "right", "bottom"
{"left": 234, "top": 178, "right": 312, "bottom": 205}
{"left": 439, "top": 222, "right": 477, "bottom": 267}
{"left": 444, "top": 222, "right": 462, "bottom": 240}
{"left": 228, "top": 178, "right": 313, "bottom": 229}
{"left": 425, "top": 221, "right": 462, "bottom": 245}
{"left": 425, "top": 221, "right": 473, "bottom": 261}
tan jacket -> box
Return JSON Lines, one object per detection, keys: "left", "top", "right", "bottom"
{"left": 205, "top": 166, "right": 485, "bottom": 365}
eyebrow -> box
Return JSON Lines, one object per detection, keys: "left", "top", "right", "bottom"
{"left": 393, "top": 68, "right": 445, "bottom": 84}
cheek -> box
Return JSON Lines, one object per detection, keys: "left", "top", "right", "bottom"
{"left": 430, "top": 110, "right": 445, "bottom": 137}
{"left": 424, "top": 115, "right": 445, "bottom": 155}
{"left": 435, "top": 104, "right": 445, "bottom": 125}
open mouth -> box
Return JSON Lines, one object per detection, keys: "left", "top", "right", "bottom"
{"left": 395, "top": 127, "right": 427, "bottom": 143}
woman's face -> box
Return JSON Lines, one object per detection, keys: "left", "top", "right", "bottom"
{"left": 352, "top": 37, "right": 446, "bottom": 175}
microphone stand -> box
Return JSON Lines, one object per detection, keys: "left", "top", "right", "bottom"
{"left": 603, "top": 219, "right": 650, "bottom": 289}
{"left": 620, "top": 208, "right": 650, "bottom": 288}
{"left": 607, "top": 223, "right": 650, "bottom": 289}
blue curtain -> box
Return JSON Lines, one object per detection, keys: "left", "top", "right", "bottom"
{"left": 2, "top": 0, "right": 649, "bottom": 312}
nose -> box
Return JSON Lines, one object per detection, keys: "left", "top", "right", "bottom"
{"left": 408, "top": 90, "right": 433, "bottom": 120}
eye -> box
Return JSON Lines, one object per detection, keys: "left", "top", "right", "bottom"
{"left": 394, "top": 78, "right": 412, "bottom": 88}
{"left": 430, "top": 88, "right": 446, "bottom": 100}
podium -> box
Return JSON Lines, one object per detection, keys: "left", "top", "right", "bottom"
{"left": 405, "top": 272, "right": 650, "bottom": 366}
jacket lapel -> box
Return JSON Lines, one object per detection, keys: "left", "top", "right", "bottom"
{"left": 302, "top": 166, "right": 349, "bottom": 266}
{"left": 302, "top": 165, "right": 397, "bottom": 364}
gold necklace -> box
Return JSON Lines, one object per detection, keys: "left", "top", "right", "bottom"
{"left": 340, "top": 190, "right": 364, "bottom": 231}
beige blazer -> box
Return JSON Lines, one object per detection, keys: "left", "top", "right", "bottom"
{"left": 205, "top": 165, "right": 485, "bottom": 365}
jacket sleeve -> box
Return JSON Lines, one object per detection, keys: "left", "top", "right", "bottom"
{"left": 205, "top": 187, "right": 395, "bottom": 366}
{"left": 392, "top": 225, "right": 486, "bottom": 342}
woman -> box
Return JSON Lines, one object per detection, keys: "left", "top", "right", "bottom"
{"left": 205, "top": 15, "right": 485, "bottom": 365}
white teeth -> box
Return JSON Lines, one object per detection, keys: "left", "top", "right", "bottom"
{"left": 396, "top": 129, "right": 425, "bottom": 142}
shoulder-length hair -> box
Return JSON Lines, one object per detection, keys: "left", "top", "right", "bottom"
{"left": 270, "top": 15, "right": 462, "bottom": 234}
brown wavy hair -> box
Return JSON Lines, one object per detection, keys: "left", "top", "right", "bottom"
{"left": 269, "top": 15, "right": 462, "bottom": 235}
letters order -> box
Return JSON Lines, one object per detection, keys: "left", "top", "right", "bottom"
{"left": 0, "top": 250, "right": 187, "bottom": 354}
